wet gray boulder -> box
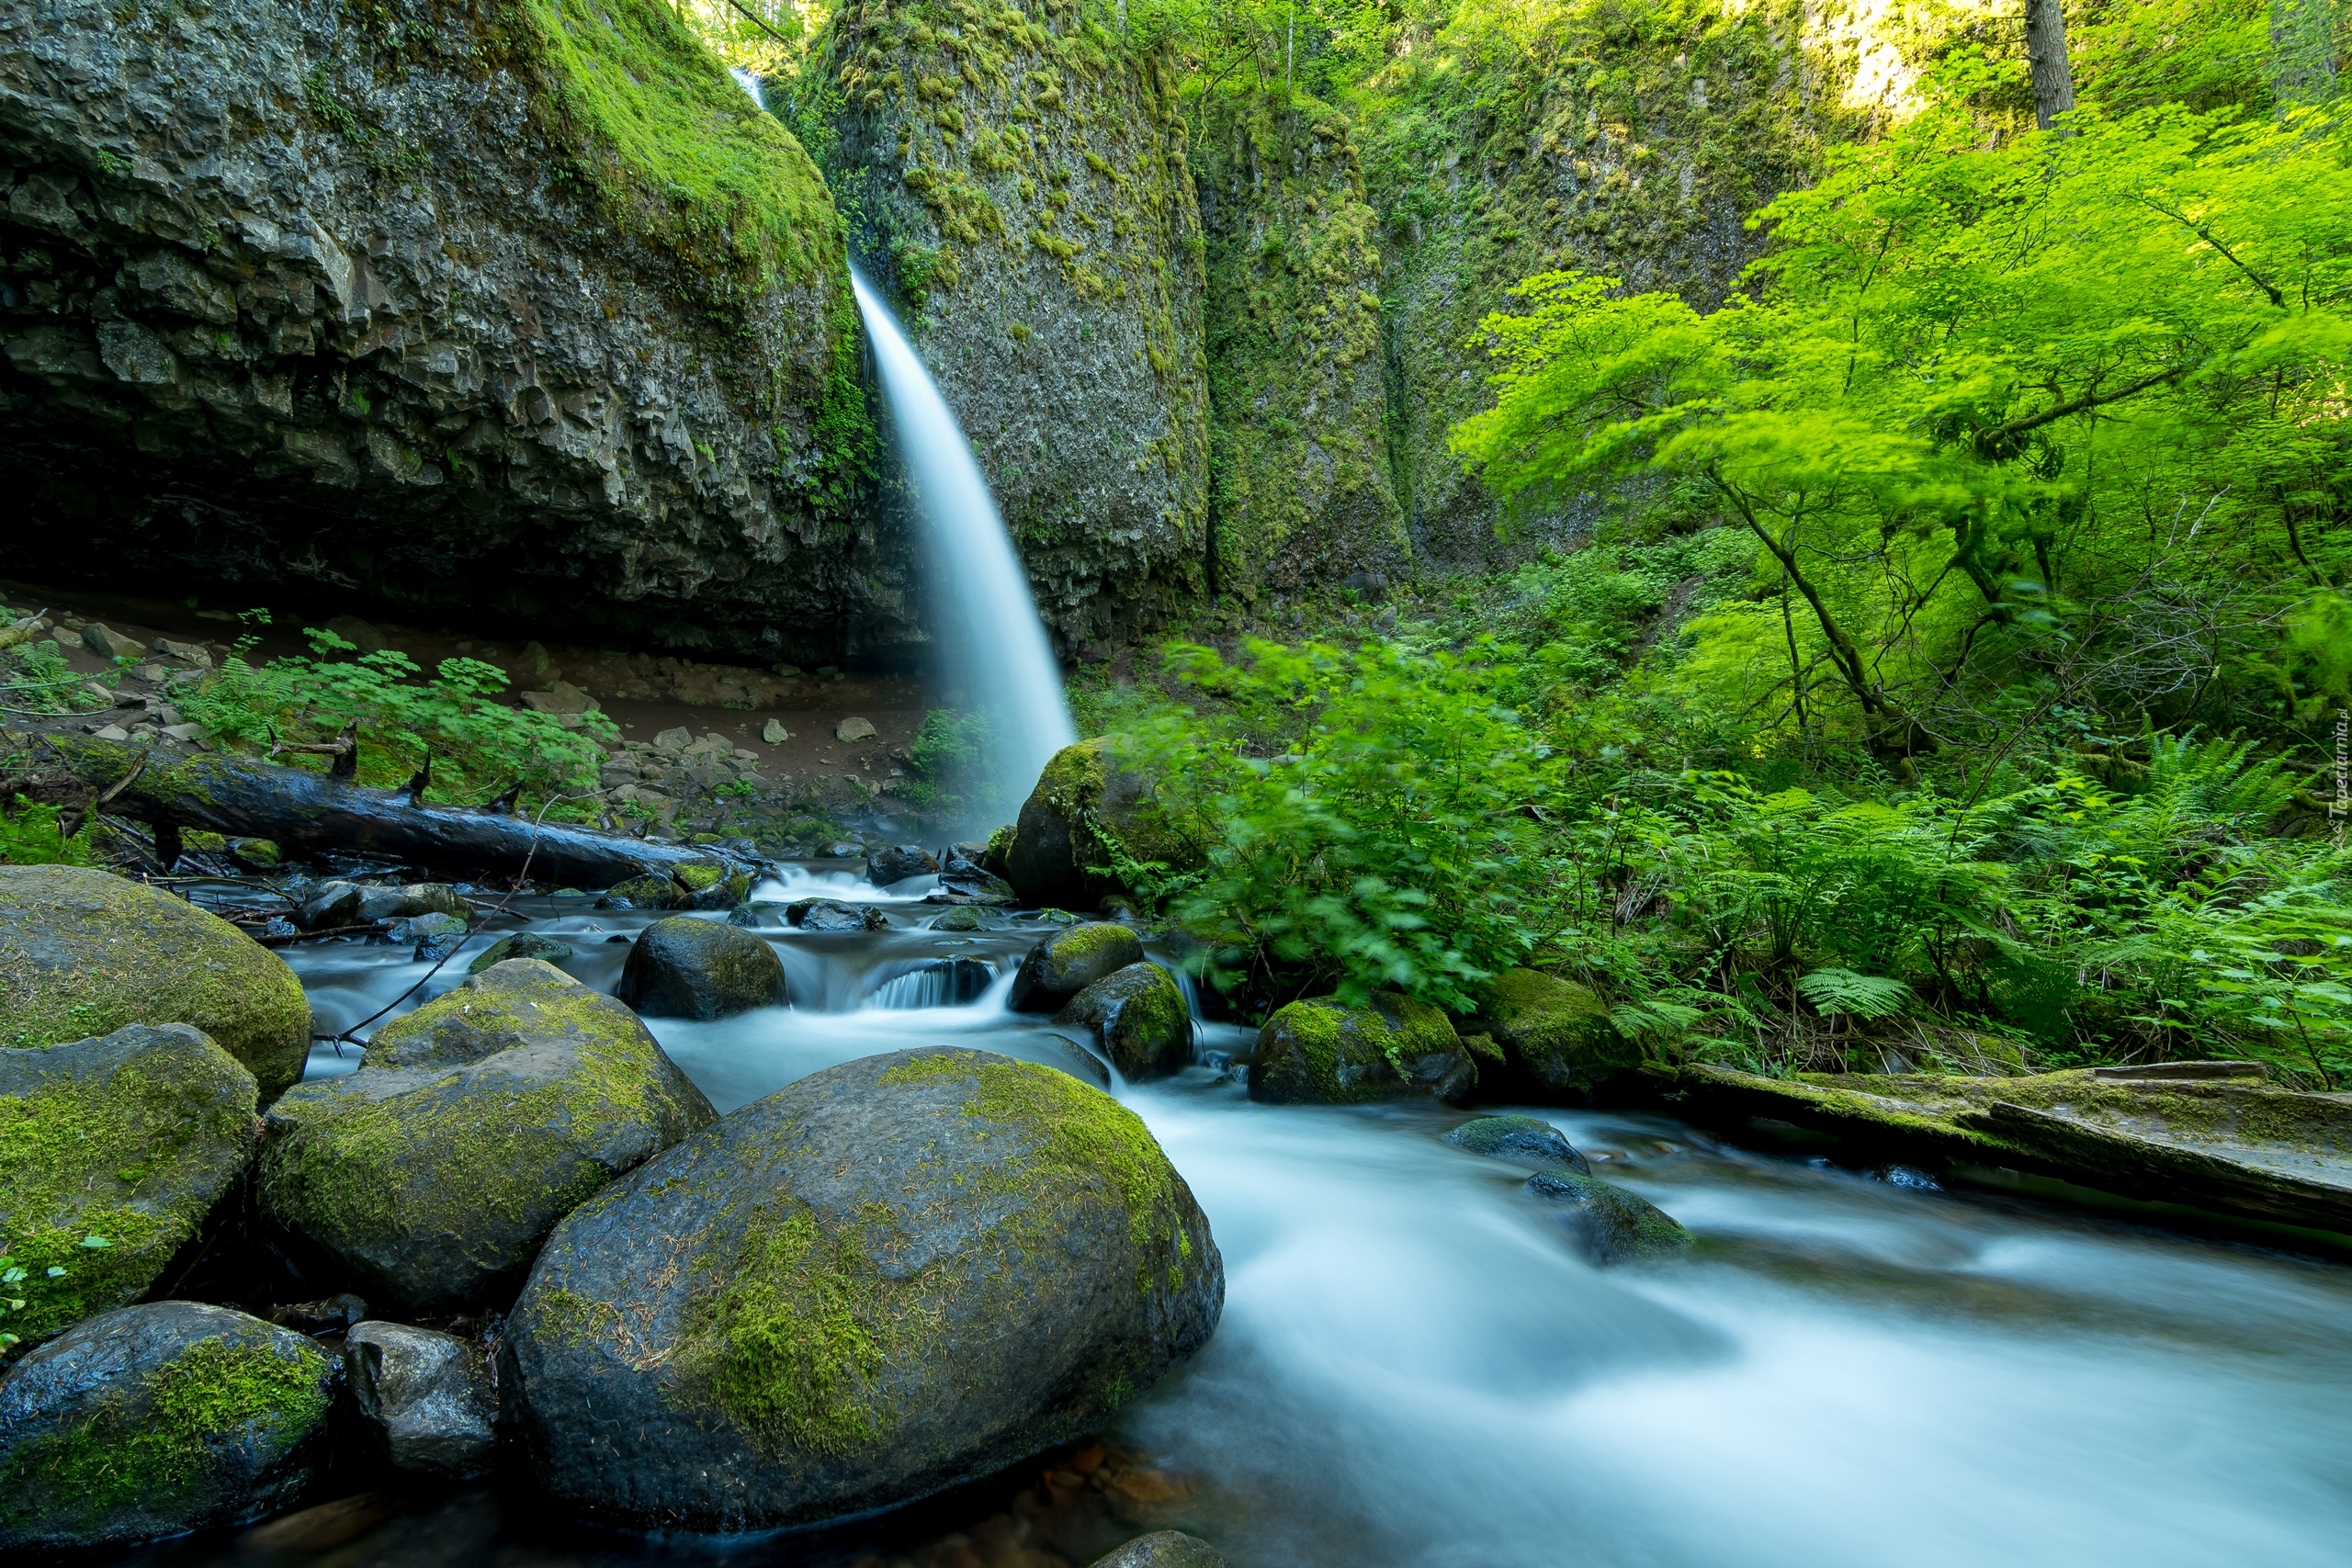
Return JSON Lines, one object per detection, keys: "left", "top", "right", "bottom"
{"left": 343, "top": 1321, "right": 497, "bottom": 1477}
{"left": 1056, "top": 963, "right": 1192, "bottom": 1079}
{"left": 0, "top": 1302, "right": 334, "bottom": 1551}
{"left": 1525, "top": 1171, "right": 1693, "bottom": 1265}
{"left": 787, "top": 897, "right": 889, "bottom": 932}
{"left": 866, "top": 844, "right": 939, "bottom": 886}
{"left": 930, "top": 905, "right": 1012, "bottom": 932}
{"left": 1250, "top": 995, "right": 1476, "bottom": 1106}
{"left": 499, "top": 1046, "right": 1223, "bottom": 1529}
{"left": 468, "top": 932, "right": 575, "bottom": 974}
{"left": 0, "top": 1022, "right": 258, "bottom": 1353}
{"left": 259, "top": 960, "right": 715, "bottom": 1311}
{"left": 1010, "top": 922, "right": 1146, "bottom": 1013}
{"left": 1091, "top": 1533, "right": 1232, "bottom": 1568}
{"left": 931, "top": 865, "right": 1020, "bottom": 906}
{"left": 616, "top": 917, "right": 787, "bottom": 1020}
{"left": 1446, "top": 1115, "right": 1591, "bottom": 1173}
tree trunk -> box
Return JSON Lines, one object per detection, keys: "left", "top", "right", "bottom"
{"left": 31, "top": 735, "right": 746, "bottom": 888}
{"left": 2025, "top": 0, "right": 2076, "bottom": 131}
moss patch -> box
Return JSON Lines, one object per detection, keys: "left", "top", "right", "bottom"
{"left": 1252, "top": 993, "right": 1463, "bottom": 1104}
{"left": 0, "top": 1333, "right": 328, "bottom": 1535}
{"left": 1486, "top": 967, "right": 1637, "bottom": 1091}
{"left": 0, "top": 865, "right": 310, "bottom": 1099}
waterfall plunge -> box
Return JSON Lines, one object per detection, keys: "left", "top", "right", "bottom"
{"left": 850, "top": 267, "right": 1076, "bottom": 807}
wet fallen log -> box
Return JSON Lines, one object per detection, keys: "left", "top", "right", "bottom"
{"left": 32, "top": 735, "right": 743, "bottom": 889}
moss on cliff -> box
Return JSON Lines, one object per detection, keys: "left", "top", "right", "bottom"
{"left": 1194, "top": 87, "right": 1406, "bottom": 596}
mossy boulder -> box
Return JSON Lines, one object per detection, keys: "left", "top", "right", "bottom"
{"left": 599, "top": 874, "right": 686, "bottom": 911}
{"left": 0, "top": 1301, "right": 333, "bottom": 1551}
{"left": 1525, "top": 1172, "right": 1693, "bottom": 1265}
{"left": 469, "top": 931, "right": 576, "bottom": 974}
{"left": 0, "top": 1024, "right": 259, "bottom": 1357}
{"left": 499, "top": 1046, "right": 1223, "bottom": 1529}
{"left": 1250, "top": 995, "right": 1475, "bottom": 1106}
{"left": 1092, "top": 1534, "right": 1232, "bottom": 1568}
{"left": 615, "top": 917, "right": 788, "bottom": 1020}
{"left": 1056, "top": 962, "right": 1192, "bottom": 1080}
{"left": 1010, "top": 920, "right": 1147, "bottom": 1013}
{"left": 259, "top": 960, "right": 715, "bottom": 1312}
{"left": 1006, "top": 739, "right": 1195, "bottom": 911}
{"left": 0, "top": 865, "right": 311, "bottom": 1099}
{"left": 1445, "top": 1115, "right": 1590, "bottom": 1173}
{"left": 1478, "top": 969, "right": 1640, "bottom": 1098}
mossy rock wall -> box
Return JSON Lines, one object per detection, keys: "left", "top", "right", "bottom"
{"left": 0, "top": 0, "right": 901, "bottom": 663}
{"left": 499, "top": 1045, "right": 1223, "bottom": 1529}
{"left": 0, "top": 865, "right": 311, "bottom": 1099}
{"left": 808, "top": 0, "right": 1211, "bottom": 651}
{"left": 1359, "top": 0, "right": 1854, "bottom": 572}
{"left": 1193, "top": 89, "right": 1406, "bottom": 599}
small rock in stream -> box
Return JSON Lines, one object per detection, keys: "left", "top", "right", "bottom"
{"left": 1524, "top": 1170, "right": 1694, "bottom": 1264}
{"left": 1091, "top": 1532, "right": 1232, "bottom": 1568}
{"left": 1446, "top": 1115, "right": 1592, "bottom": 1173}
{"left": 616, "top": 916, "right": 788, "bottom": 1018}
{"left": 1009, "top": 922, "right": 1145, "bottom": 1012}
{"left": 786, "top": 897, "right": 888, "bottom": 932}
{"left": 866, "top": 842, "right": 939, "bottom": 885}
{"left": 1055, "top": 962, "right": 1192, "bottom": 1079}
{"left": 466, "top": 931, "right": 575, "bottom": 973}
{"left": 343, "top": 1321, "right": 498, "bottom": 1477}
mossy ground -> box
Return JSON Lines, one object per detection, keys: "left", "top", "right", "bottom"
{"left": 0, "top": 1037, "right": 254, "bottom": 1356}
{"left": 0, "top": 1333, "right": 329, "bottom": 1536}
{"left": 0, "top": 865, "right": 310, "bottom": 1097}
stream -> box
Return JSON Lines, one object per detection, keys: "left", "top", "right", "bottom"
{"left": 160, "top": 882, "right": 2352, "bottom": 1568}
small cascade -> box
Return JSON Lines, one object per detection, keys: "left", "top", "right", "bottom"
{"left": 864, "top": 957, "right": 998, "bottom": 1010}
{"left": 728, "top": 67, "right": 764, "bottom": 109}
{"left": 850, "top": 266, "right": 1076, "bottom": 809}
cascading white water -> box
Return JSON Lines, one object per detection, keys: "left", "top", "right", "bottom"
{"left": 850, "top": 266, "right": 1077, "bottom": 807}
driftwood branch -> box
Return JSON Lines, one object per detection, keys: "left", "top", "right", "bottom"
{"left": 36, "top": 735, "right": 750, "bottom": 888}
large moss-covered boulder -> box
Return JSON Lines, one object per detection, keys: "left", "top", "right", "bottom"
{"left": 500, "top": 1046, "right": 1223, "bottom": 1529}
{"left": 1250, "top": 994, "right": 1475, "bottom": 1106}
{"left": 616, "top": 917, "right": 788, "bottom": 1019}
{"left": 0, "top": 865, "right": 310, "bottom": 1099}
{"left": 259, "top": 960, "right": 714, "bottom": 1312}
{"left": 810, "top": 0, "right": 1211, "bottom": 649}
{"left": 0, "top": 1024, "right": 257, "bottom": 1357}
{"left": 0, "top": 0, "right": 897, "bottom": 664}
{"left": 1056, "top": 962, "right": 1191, "bottom": 1079}
{"left": 0, "top": 1302, "right": 333, "bottom": 1551}
{"left": 1479, "top": 969, "right": 1639, "bottom": 1097}
{"left": 1010, "top": 919, "right": 1146, "bottom": 1012}
{"left": 1006, "top": 739, "right": 1195, "bottom": 910}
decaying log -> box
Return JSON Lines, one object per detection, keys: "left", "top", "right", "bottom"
{"left": 35, "top": 735, "right": 749, "bottom": 888}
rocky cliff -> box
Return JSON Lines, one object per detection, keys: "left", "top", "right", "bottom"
{"left": 809, "top": 0, "right": 1210, "bottom": 654}
{"left": 1193, "top": 90, "right": 1406, "bottom": 601}
{"left": 0, "top": 0, "right": 897, "bottom": 663}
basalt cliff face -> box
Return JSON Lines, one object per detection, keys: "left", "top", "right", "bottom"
{"left": 811, "top": 0, "right": 1211, "bottom": 656}
{"left": 0, "top": 0, "right": 899, "bottom": 662}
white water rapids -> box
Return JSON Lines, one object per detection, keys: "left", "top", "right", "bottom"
{"left": 256, "top": 902, "right": 2352, "bottom": 1568}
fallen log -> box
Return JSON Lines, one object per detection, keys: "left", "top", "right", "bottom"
{"left": 31, "top": 734, "right": 747, "bottom": 889}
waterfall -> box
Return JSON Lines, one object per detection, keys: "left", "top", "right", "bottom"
{"left": 729, "top": 67, "right": 764, "bottom": 109}
{"left": 850, "top": 266, "right": 1076, "bottom": 808}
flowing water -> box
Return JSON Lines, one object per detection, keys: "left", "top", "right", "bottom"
{"left": 850, "top": 267, "right": 1077, "bottom": 806}
{"left": 200, "top": 898, "right": 2352, "bottom": 1568}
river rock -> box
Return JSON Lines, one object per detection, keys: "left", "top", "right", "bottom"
{"left": 1010, "top": 922, "right": 1147, "bottom": 1013}
{"left": 1525, "top": 1171, "right": 1694, "bottom": 1265}
{"left": 599, "top": 874, "right": 686, "bottom": 911}
{"left": 1091, "top": 1533, "right": 1233, "bottom": 1568}
{"left": 788, "top": 897, "right": 889, "bottom": 932}
{"left": 616, "top": 918, "right": 787, "bottom": 1020}
{"left": 468, "top": 932, "right": 575, "bottom": 973}
{"left": 675, "top": 862, "right": 755, "bottom": 912}
{"left": 0, "top": 1302, "right": 334, "bottom": 1551}
{"left": 259, "top": 960, "right": 715, "bottom": 1311}
{"left": 930, "top": 905, "right": 1012, "bottom": 932}
{"left": 342, "top": 1321, "right": 497, "bottom": 1478}
{"left": 499, "top": 1046, "right": 1223, "bottom": 1529}
{"left": 0, "top": 1023, "right": 257, "bottom": 1353}
{"left": 1056, "top": 963, "right": 1192, "bottom": 1080}
{"left": 1005, "top": 739, "right": 1195, "bottom": 911}
{"left": 1477, "top": 969, "right": 1640, "bottom": 1097}
{"left": 1445, "top": 1115, "right": 1591, "bottom": 1173}
{"left": 0, "top": 864, "right": 311, "bottom": 1098}
{"left": 867, "top": 843, "right": 939, "bottom": 885}
{"left": 1250, "top": 995, "right": 1476, "bottom": 1106}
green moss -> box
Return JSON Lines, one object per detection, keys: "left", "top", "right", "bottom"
{"left": 511, "top": 0, "right": 834, "bottom": 286}
{"left": 0, "top": 866, "right": 311, "bottom": 1098}
{"left": 0, "top": 1334, "right": 328, "bottom": 1533}
{"left": 1056, "top": 921, "right": 1135, "bottom": 964}
{"left": 1255, "top": 994, "right": 1461, "bottom": 1103}
{"left": 1487, "top": 968, "right": 1638, "bottom": 1091}
{"left": 674, "top": 861, "right": 729, "bottom": 892}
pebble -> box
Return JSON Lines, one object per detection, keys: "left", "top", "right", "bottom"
{"left": 763, "top": 718, "right": 789, "bottom": 743}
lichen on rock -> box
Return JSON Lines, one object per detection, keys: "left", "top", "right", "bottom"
{"left": 0, "top": 864, "right": 311, "bottom": 1099}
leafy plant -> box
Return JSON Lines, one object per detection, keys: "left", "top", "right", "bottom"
{"left": 0, "top": 797, "right": 90, "bottom": 867}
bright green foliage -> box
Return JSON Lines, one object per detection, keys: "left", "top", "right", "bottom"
{"left": 900, "top": 706, "right": 1010, "bottom": 818}
{"left": 1454, "top": 83, "right": 2352, "bottom": 760}
{"left": 0, "top": 639, "right": 102, "bottom": 718}
{"left": 0, "top": 799, "right": 87, "bottom": 868}
{"left": 176, "top": 622, "right": 614, "bottom": 806}
{"left": 1119, "top": 636, "right": 1564, "bottom": 1010}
